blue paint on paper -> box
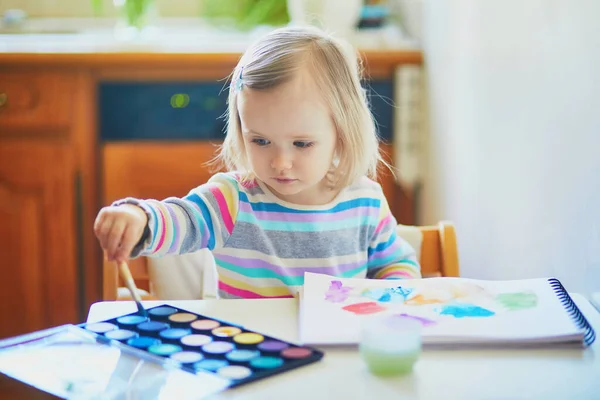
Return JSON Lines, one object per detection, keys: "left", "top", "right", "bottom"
{"left": 390, "top": 286, "right": 414, "bottom": 299}
{"left": 363, "top": 286, "right": 414, "bottom": 303}
{"left": 438, "top": 303, "right": 495, "bottom": 318}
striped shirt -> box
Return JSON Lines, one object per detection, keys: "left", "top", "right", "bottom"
{"left": 127, "top": 172, "right": 421, "bottom": 298}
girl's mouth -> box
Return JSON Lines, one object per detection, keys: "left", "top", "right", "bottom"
{"left": 274, "top": 177, "right": 297, "bottom": 184}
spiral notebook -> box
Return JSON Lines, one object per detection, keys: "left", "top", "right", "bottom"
{"left": 299, "top": 273, "right": 596, "bottom": 348}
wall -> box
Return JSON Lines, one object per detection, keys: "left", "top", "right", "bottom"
{"left": 421, "top": 0, "right": 600, "bottom": 295}
{"left": 0, "top": 0, "right": 200, "bottom": 17}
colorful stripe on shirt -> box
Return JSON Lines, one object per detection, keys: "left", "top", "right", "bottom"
{"left": 130, "top": 172, "right": 421, "bottom": 298}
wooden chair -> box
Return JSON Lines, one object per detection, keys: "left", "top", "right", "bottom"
{"left": 102, "top": 221, "right": 460, "bottom": 301}
{"left": 416, "top": 221, "right": 460, "bottom": 278}
{"left": 103, "top": 256, "right": 159, "bottom": 301}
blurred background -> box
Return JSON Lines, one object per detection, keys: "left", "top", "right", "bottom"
{"left": 0, "top": 0, "right": 599, "bottom": 342}
{"left": 420, "top": 1, "right": 600, "bottom": 306}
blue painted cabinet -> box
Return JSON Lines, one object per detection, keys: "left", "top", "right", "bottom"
{"left": 99, "top": 80, "right": 394, "bottom": 142}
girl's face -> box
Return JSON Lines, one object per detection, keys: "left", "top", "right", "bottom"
{"left": 237, "top": 69, "right": 338, "bottom": 205}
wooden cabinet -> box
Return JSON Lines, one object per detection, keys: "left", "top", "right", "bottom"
{"left": 0, "top": 69, "right": 85, "bottom": 341}
{"left": 0, "top": 71, "right": 73, "bottom": 132}
{"left": 0, "top": 50, "right": 421, "bottom": 344}
{"left": 0, "top": 142, "right": 78, "bottom": 339}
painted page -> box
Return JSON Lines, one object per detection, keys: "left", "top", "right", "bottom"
{"left": 299, "top": 273, "right": 586, "bottom": 346}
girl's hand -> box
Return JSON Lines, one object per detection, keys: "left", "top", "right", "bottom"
{"left": 94, "top": 204, "right": 148, "bottom": 262}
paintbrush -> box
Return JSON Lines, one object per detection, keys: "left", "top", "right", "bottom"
{"left": 117, "top": 261, "right": 148, "bottom": 318}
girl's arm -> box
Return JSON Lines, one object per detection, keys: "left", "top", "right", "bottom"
{"left": 366, "top": 191, "right": 421, "bottom": 279}
{"left": 115, "top": 173, "right": 240, "bottom": 258}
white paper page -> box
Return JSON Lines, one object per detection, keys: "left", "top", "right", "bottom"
{"left": 299, "top": 273, "right": 584, "bottom": 345}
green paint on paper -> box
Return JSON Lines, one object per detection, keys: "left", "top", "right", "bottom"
{"left": 496, "top": 292, "right": 538, "bottom": 310}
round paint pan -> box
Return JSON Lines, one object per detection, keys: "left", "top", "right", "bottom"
{"left": 170, "top": 351, "right": 204, "bottom": 364}
{"left": 217, "top": 365, "right": 252, "bottom": 380}
{"left": 116, "top": 315, "right": 148, "bottom": 327}
{"left": 249, "top": 356, "right": 284, "bottom": 369}
{"left": 281, "top": 347, "right": 313, "bottom": 360}
{"left": 232, "top": 333, "right": 264, "bottom": 347}
{"left": 137, "top": 321, "right": 170, "bottom": 336}
{"left": 201, "top": 341, "right": 235, "bottom": 355}
{"left": 225, "top": 349, "right": 260, "bottom": 363}
{"left": 211, "top": 326, "right": 242, "bottom": 339}
{"left": 148, "top": 343, "right": 183, "bottom": 357}
{"left": 147, "top": 306, "right": 178, "bottom": 320}
{"left": 193, "top": 359, "right": 228, "bottom": 372}
{"left": 191, "top": 319, "right": 221, "bottom": 332}
{"left": 85, "top": 322, "right": 117, "bottom": 334}
{"left": 158, "top": 328, "right": 192, "bottom": 341}
{"left": 257, "top": 340, "right": 289, "bottom": 353}
{"left": 104, "top": 329, "right": 139, "bottom": 341}
{"left": 168, "top": 312, "right": 198, "bottom": 326}
{"left": 127, "top": 336, "right": 161, "bottom": 349}
{"left": 180, "top": 334, "right": 213, "bottom": 348}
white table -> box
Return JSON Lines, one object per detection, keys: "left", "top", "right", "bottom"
{"left": 88, "top": 294, "right": 600, "bottom": 400}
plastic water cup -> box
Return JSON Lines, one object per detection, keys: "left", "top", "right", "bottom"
{"left": 359, "top": 315, "right": 422, "bottom": 376}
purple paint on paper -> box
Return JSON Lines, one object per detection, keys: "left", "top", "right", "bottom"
{"left": 394, "top": 313, "right": 437, "bottom": 326}
{"left": 324, "top": 280, "right": 353, "bottom": 303}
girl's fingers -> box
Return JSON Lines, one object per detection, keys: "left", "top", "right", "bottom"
{"left": 93, "top": 207, "right": 112, "bottom": 237}
{"left": 94, "top": 206, "right": 146, "bottom": 261}
{"left": 96, "top": 217, "right": 115, "bottom": 253}
{"left": 114, "top": 225, "right": 141, "bottom": 262}
{"left": 105, "top": 221, "right": 126, "bottom": 261}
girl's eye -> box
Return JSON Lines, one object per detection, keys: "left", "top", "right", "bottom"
{"left": 251, "top": 138, "right": 270, "bottom": 146}
{"left": 294, "top": 141, "right": 314, "bottom": 149}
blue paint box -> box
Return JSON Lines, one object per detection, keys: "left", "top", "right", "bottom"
{"left": 0, "top": 304, "right": 325, "bottom": 398}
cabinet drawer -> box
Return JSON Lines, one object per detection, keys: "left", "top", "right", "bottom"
{"left": 102, "top": 142, "right": 221, "bottom": 203}
{"left": 0, "top": 71, "right": 73, "bottom": 132}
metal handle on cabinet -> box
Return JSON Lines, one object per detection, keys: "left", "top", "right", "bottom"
{"left": 0, "top": 93, "right": 7, "bottom": 108}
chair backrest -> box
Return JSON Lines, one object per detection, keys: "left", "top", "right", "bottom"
{"left": 102, "top": 221, "right": 460, "bottom": 300}
{"left": 418, "top": 221, "right": 460, "bottom": 278}
{"left": 103, "top": 256, "right": 157, "bottom": 301}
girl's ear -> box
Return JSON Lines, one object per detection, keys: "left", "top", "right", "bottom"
{"left": 325, "top": 144, "right": 343, "bottom": 190}
{"left": 332, "top": 138, "right": 343, "bottom": 166}
{"left": 331, "top": 152, "right": 340, "bottom": 168}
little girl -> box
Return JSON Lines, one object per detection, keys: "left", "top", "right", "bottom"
{"left": 94, "top": 26, "right": 421, "bottom": 299}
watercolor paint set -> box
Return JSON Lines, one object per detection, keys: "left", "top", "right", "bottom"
{"left": 0, "top": 304, "right": 324, "bottom": 399}
{"left": 84, "top": 304, "right": 324, "bottom": 384}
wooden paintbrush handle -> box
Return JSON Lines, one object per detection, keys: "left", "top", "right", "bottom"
{"left": 118, "top": 261, "right": 142, "bottom": 303}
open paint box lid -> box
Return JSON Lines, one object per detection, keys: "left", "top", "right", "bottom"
{"left": 0, "top": 324, "right": 230, "bottom": 399}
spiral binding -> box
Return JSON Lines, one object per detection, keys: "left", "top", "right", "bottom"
{"left": 548, "top": 278, "right": 596, "bottom": 346}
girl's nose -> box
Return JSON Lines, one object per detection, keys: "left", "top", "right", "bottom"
{"left": 271, "top": 153, "right": 292, "bottom": 171}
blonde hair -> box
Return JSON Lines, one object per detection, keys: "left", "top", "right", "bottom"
{"left": 215, "top": 25, "right": 388, "bottom": 189}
